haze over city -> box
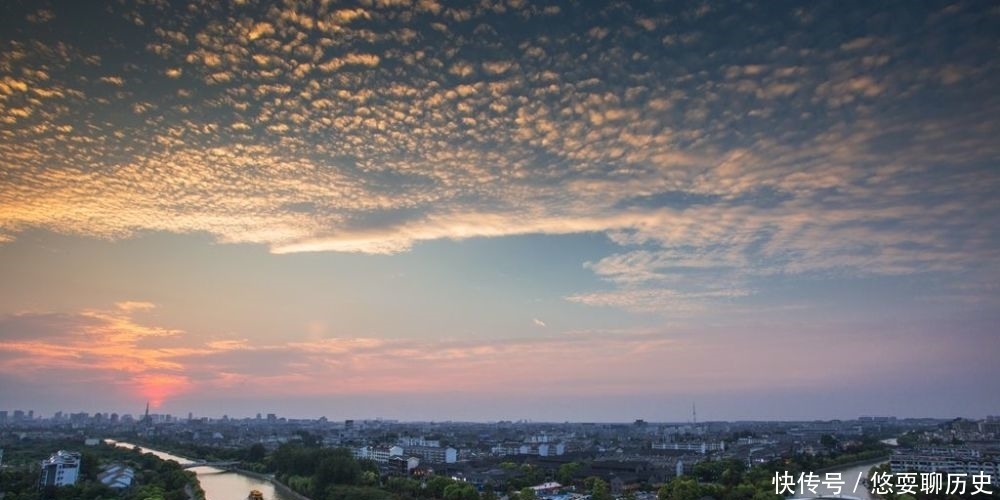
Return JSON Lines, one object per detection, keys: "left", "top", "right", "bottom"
{"left": 0, "top": 0, "right": 997, "bottom": 422}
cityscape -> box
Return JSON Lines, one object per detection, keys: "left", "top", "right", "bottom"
{"left": 1, "top": 0, "right": 998, "bottom": 499}
{"left": 1, "top": 408, "right": 999, "bottom": 500}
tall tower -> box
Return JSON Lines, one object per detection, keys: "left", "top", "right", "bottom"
{"left": 692, "top": 402, "right": 697, "bottom": 424}
{"left": 141, "top": 401, "right": 151, "bottom": 425}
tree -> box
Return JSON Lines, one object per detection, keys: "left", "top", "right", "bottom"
{"left": 133, "top": 484, "right": 167, "bottom": 500}
{"left": 726, "top": 484, "right": 756, "bottom": 500}
{"left": 751, "top": 490, "right": 783, "bottom": 500}
{"left": 694, "top": 459, "right": 745, "bottom": 484}
{"left": 519, "top": 487, "right": 537, "bottom": 500}
{"left": 482, "top": 484, "right": 497, "bottom": 500}
{"left": 897, "top": 432, "right": 919, "bottom": 449}
{"left": 79, "top": 452, "right": 100, "bottom": 481}
{"left": 820, "top": 434, "right": 839, "bottom": 450}
{"left": 427, "top": 476, "right": 455, "bottom": 498}
{"left": 658, "top": 484, "right": 671, "bottom": 500}
{"left": 445, "top": 483, "right": 479, "bottom": 500}
{"left": 385, "top": 477, "right": 422, "bottom": 498}
{"left": 270, "top": 443, "right": 316, "bottom": 476}
{"left": 245, "top": 443, "right": 266, "bottom": 463}
{"left": 590, "top": 478, "right": 612, "bottom": 500}
{"left": 361, "top": 470, "right": 379, "bottom": 486}
{"left": 314, "top": 448, "right": 362, "bottom": 495}
{"left": 557, "top": 462, "right": 581, "bottom": 485}
{"left": 664, "top": 477, "right": 701, "bottom": 500}
{"left": 519, "top": 464, "right": 545, "bottom": 486}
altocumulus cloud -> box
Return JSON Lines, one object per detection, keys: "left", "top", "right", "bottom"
{"left": 0, "top": 0, "right": 997, "bottom": 314}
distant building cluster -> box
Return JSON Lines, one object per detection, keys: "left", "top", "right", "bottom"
{"left": 891, "top": 447, "right": 1000, "bottom": 484}
{"left": 353, "top": 439, "right": 459, "bottom": 475}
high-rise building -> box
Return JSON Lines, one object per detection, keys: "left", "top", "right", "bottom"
{"left": 39, "top": 450, "right": 82, "bottom": 487}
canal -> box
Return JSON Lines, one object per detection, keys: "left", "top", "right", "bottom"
{"left": 110, "top": 441, "right": 301, "bottom": 500}
{"left": 791, "top": 459, "right": 888, "bottom": 500}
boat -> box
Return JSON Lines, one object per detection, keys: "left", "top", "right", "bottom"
{"left": 247, "top": 490, "right": 264, "bottom": 500}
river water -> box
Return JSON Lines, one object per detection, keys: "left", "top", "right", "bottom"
{"left": 110, "top": 441, "right": 299, "bottom": 500}
{"left": 790, "top": 460, "right": 887, "bottom": 500}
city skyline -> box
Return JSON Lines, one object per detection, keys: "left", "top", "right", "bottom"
{"left": 0, "top": 406, "right": 981, "bottom": 425}
{"left": 1, "top": 1, "right": 998, "bottom": 422}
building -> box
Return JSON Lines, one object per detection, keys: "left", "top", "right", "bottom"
{"left": 537, "top": 443, "right": 565, "bottom": 456}
{"left": 490, "top": 442, "right": 565, "bottom": 457}
{"left": 490, "top": 443, "right": 521, "bottom": 456}
{"left": 402, "top": 446, "right": 458, "bottom": 464}
{"left": 386, "top": 456, "right": 421, "bottom": 476}
{"left": 891, "top": 448, "right": 1000, "bottom": 484}
{"left": 651, "top": 442, "right": 725, "bottom": 453}
{"left": 980, "top": 417, "right": 1000, "bottom": 436}
{"left": 98, "top": 464, "right": 135, "bottom": 489}
{"left": 39, "top": 450, "right": 82, "bottom": 487}
{"left": 398, "top": 436, "right": 440, "bottom": 448}
{"left": 354, "top": 445, "right": 404, "bottom": 464}
{"left": 530, "top": 482, "right": 562, "bottom": 494}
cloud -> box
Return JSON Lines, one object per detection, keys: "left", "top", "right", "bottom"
{"left": 0, "top": 304, "right": 701, "bottom": 400}
{"left": 115, "top": 301, "right": 157, "bottom": 312}
{"left": 0, "top": 0, "right": 997, "bottom": 317}
{"left": 26, "top": 9, "right": 55, "bottom": 24}
{"left": 566, "top": 287, "right": 751, "bottom": 314}
{"left": 0, "top": 304, "right": 192, "bottom": 406}
{"left": 3, "top": 296, "right": 992, "bottom": 411}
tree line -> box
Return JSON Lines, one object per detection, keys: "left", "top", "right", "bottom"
{"left": 0, "top": 438, "right": 202, "bottom": 500}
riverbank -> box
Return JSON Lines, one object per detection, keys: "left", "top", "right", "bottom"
{"left": 110, "top": 441, "right": 303, "bottom": 500}
{"left": 792, "top": 457, "right": 890, "bottom": 500}
{"left": 232, "top": 468, "right": 313, "bottom": 500}
{"left": 182, "top": 465, "right": 208, "bottom": 500}
{"left": 184, "top": 482, "right": 203, "bottom": 500}
{"left": 107, "top": 440, "right": 205, "bottom": 500}
{"left": 813, "top": 456, "right": 889, "bottom": 474}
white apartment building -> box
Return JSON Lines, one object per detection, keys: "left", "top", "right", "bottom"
{"left": 652, "top": 442, "right": 726, "bottom": 454}
{"left": 39, "top": 450, "right": 81, "bottom": 487}
{"left": 891, "top": 449, "right": 1000, "bottom": 484}
{"left": 491, "top": 442, "right": 566, "bottom": 457}
{"left": 353, "top": 445, "right": 404, "bottom": 464}
{"left": 398, "top": 436, "right": 441, "bottom": 448}
{"left": 402, "top": 445, "right": 458, "bottom": 464}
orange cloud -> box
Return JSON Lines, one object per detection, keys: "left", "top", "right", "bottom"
{"left": 1, "top": 300, "right": 963, "bottom": 411}
{"left": 0, "top": 304, "right": 191, "bottom": 404}
{"left": 134, "top": 373, "right": 191, "bottom": 409}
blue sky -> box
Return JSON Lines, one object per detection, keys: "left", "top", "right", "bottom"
{"left": 0, "top": 0, "right": 997, "bottom": 421}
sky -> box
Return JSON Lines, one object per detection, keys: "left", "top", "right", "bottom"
{"left": 0, "top": 0, "right": 998, "bottom": 423}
